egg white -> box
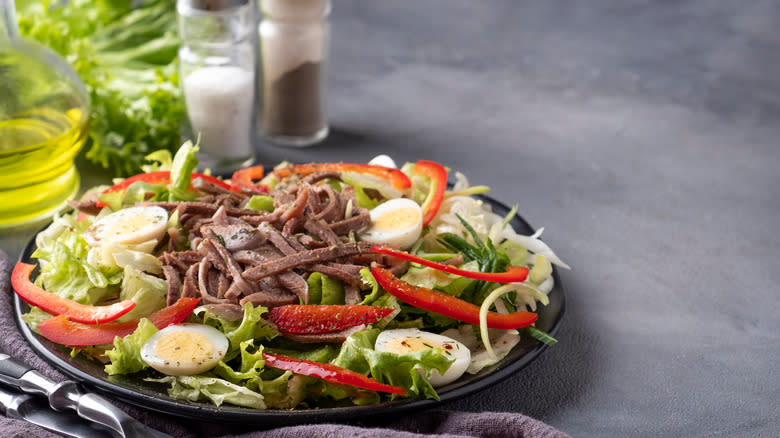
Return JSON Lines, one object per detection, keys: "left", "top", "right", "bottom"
{"left": 368, "top": 154, "right": 397, "bottom": 169}
{"left": 140, "top": 324, "right": 228, "bottom": 376}
{"left": 375, "top": 328, "right": 470, "bottom": 387}
{"left": 85, "top": 206, "right": 169, "bottom": 247}
{"left": 359, "top": 198, "right": 423, "bottom": 249}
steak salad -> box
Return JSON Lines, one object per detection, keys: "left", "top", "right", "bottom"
{"left": 12, "top": 144, "right": 568, "bottom": 409}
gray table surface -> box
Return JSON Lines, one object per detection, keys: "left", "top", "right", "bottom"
{"left": 2, "top": 1, "right": 779, "bottom": 437}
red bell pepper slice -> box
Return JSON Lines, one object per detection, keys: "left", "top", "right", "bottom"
{"left": 95, "top": 171, "right": 239, "bottom": 208}
{"left": 262, "top": 352, "right": 406, "bottom": 395}
{"left": 371, "top": 246, "right": 529, "bottom": 283}
{"left": 231, "top": 165, "right": 266, "bottom": 194}
{"left": 11, "top": 263, "right": 136, "bottom": 324}
{"left": 371, "top": 266, "right": 537, "bottom": 329}
{"left": 272, "top": 163, "right": 412, "bottom": 190}
{"left": 267, "top": 305, "right": 394, "bottom": 335}
{"left": 412, "top": 160, "right": 448, "bottom": 227}
{"left": 37, "top": 297, "right": 201, "bottom": 347}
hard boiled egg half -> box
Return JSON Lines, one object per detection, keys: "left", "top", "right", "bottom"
{"left": 359, "top": 198, "right": 423, "bottom": 249}
{"left": 375, "top": 328, "right": 470, "bottom": 387}
{"left": 140, "top": 324, "right": 228, "bottom": 376}
{"left": 84, "top": 206, "right": 169, "bottom": 270}
{"left": 85, "top": 206, "right": 169, "bottom": 248}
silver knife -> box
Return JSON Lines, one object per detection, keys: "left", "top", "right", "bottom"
{"left": 0, "top": 353, "right": 171, "bottom": 438}
{"left": 0, "top": 384, "right": 116, "bottom": 438}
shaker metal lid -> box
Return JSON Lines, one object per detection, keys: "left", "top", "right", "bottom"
{"left": 179, "top": 0, "right": 250, "bottom": 10}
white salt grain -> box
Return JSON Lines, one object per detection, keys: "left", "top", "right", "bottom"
{"left": 183, "top": 66, "right": 254, "bottom": 158}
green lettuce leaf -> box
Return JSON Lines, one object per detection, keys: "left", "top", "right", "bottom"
{"left": 104, "top": 318, "right": 158, "bottom": 375}
{"left": 214, "top": 341, "right": 266, "bottom": 392}
{"left": 169, "top": 140, "right": 198, "bottom": 199}
{"left": 148, "top": 375, "right": 265, "bottom": 409}
{"left": 117, "top": 266, "right": 168, "bottom": 322}
{"left": 31, "top": 211, "right": 120, "bottom": 305}
{"left": 17, "top": 0, "right": 184, "bottom": 177}
{"left": 358, "top": 268, "right": 382, "bottom": 305}
{"left": 332, "top": 329, "right": 451, "bottom": 400}
{"left": 197, "top": 303, "right": 278, "bottom": 360}
{"left": 20, "top": 307, "right": 53, "bottom": 333}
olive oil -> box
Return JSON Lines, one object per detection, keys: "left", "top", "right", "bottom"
{"left": 0, "top": 11, "right": 90, "bottom": 227}
{"left": 0, "top": 107, "right": 89, "bottom": 227}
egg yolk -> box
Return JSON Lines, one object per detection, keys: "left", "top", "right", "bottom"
{"left": 153, "top": 330, "right": 217, "bottom": 367}
{"left": 385, "top": 336, "right": 455, "bottom": 354}
{"left": 373, "top": 207, "right": 421, "bottom": 232}
{"left": 105, "top": 215, "right": 160, "bottom": 239}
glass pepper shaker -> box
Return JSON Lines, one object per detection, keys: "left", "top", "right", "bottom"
{"left": 177, "top": 0, "right": 257, "bottom": 173}
{"left": 258, "top": 0, "right": 330, "bottom": 147}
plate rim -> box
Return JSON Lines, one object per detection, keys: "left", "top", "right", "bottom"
{"left": 13, "top": 194, "right": 565, "bottom": 424}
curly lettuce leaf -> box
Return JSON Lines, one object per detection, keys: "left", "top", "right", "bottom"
{"left": 31, "top": 211, "right": 120, "bottom": 305}
{"left": 197, "top": 303, "right": 278, "bottom": 360}
{"left": 116, "top": 266, "right": 167, "bottom": 322}
{"left": 104, "top": 318, "right": 158, "bottom": 375}
{"left": 332, "top": 329, "right": 451, "bottom": 401}
{"left": 17, "top": 0, "right": 185, "bottom": 177}
{"left": 148, "top": 375, "right": 265, "bottom": 409}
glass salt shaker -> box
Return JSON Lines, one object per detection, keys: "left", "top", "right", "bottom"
{"left": 177, "top": 0, "right": 256, "bottom": 173}
{"left": 258, "top": 0, "right": 331, "bottom": 147}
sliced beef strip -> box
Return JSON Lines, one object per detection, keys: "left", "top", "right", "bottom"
{"left": 243, "top": 242, "right": 374, "bottom": 281}
{"left": 210, "top": 205, "right": 231, "bottom": 226}
{"left": 160, "top": 250, "right": 202, "bottom": 274}
{"left": 271, "top": 189, "right": 296, "bottom": 206}
{"left": 282, "top": 215, "right": 305, "bottom": 234}
{"left": 206, "top": 230, "right": 256, "bottom": 297}
{"left": 203, "top": 223, "right": 266, "bottom": 252}
{"left": 340, "top": 185, "right": 358, "bottom": 209}
{"left": 278, "top": 183, "right": 311, "bottom": 224}
{"left": 280, "top": 325, "right": 367, "bottom": 344}
{"left": 198, "top": 259, "right": 227, "bottom": 304}
{"left": 349, "top": 253, "right": 384, "bottom": 265}
{"left": 307, "top": 185, "right": 323, "bottom": 216}
{"left": 441, "top": 255, "right": 465, "bottom": 266}
{"left": 207, "top": 269, "right": 224, "bottom": 299}
{"left": 308, "top": 263, "right": 361, "bottom": 286}
{"left": 162, "top": 265, "right": 181, "bottom": 306}
{"left": 304, "top": 218, "right": 339, "bottom": 245}
{"left": 192, "top": 176, "right": 247, "bottom": 199}
{"left": 239, "top": 211, "right": 283, "bottom": 226}
{"left": 217, "top": 271, "right": 231, "bottom": 299}
{"left": 142, "top": 201, "right": 277, "bottom": 220}
{"left": 215, "top": 193, "right": 240, "bottom": 209}
{"left": 313, "top": 184, "right": 342, "bottom": 223}
{"left": 302, "top": 170, "right": 342, "bottom": 185}
{"left": 298, "top": 234, "right": 329, "bottom": 249}
{"left": 233, "top": 246, "right": 282, "bottom": 266}
{"left": 198, "top": 303, "right": 244, "bottom": 321}
{"left": 181, "top": 264, "right": 200, "bottom": 299}
{"left": 326, "top": 262, "right": 365, "bottom": 277}
{"left": 344, "top": 283, "right": 361, "bottom": 305}
{"left": 199, "top": 239, "right": 228, "bottom": 273}
{"left": 275, "top": 271, "right": 309, "bottom": 304}
{"left": 329, "top": 207, "right": 370, "bottom": 235}
{"left": 239, "top": 290, "right": 299, "bottom": 308}
{"left": 67, "top": 199, "right": 102, "bottom": 216}
{"left": 167, "top": 228, "right": 179, "bottom": 253}
{"left": 283, "top": 233, "right": 307, "bottom": 252}
{"left": 261, "top": 223, "right": 297, "bottom": 256}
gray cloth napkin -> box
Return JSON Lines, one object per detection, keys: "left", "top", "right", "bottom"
{"left": 0, "top": 249, "right": 569, "bottom": 438}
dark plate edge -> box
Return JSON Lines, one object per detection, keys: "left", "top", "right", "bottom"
{"left": 12, "top": 195, "right": 565, "bottom": 425}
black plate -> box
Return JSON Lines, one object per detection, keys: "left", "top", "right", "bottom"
{"left": 13, "top": 194, "right": 565, "bottom": 425}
